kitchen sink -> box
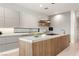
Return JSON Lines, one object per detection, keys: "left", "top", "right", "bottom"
{"left": 46, "top": 33, "right": 58, "bottom": 35}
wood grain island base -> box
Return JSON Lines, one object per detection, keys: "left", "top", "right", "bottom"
{"left": 19, "top": 34, "right": 70, "bottom": 56}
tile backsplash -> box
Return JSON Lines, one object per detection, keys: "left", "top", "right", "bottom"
{"left": 14, "top": 28, "right": 39, "bottom": 33}
{"left": 14, "top": 27, "right": 48, "bottom": 33}
{"left": 0, "top": 28, "right": 14, "bottom": 34}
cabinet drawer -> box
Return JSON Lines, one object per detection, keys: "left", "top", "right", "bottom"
{"left": 0, "top": 43, "right": 18, "bottom": 52}
{"left": 5, "top": 36, "right": 18, "bottom": 44}
{"left": 0, "top": 37, "right": 18, "bottom": 44}
{"left": 0, "top": 38, "right": 6, "bottom": 44}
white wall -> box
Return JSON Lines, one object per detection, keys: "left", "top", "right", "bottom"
{"left": 70, "top": 11, "right": 77, "bottom": 43}
{"left": 49, "top": 12, "right": 70, "bottom": 34}
{"left": 20, "top": 9, "right": 48, "bottom": 28}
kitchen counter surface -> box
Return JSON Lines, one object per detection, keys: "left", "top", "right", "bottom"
{"left": 0, "top": 33, "right": 31, "bottom": 37}
{"left": 19, "top": 34, "right": 69, "bottom": 43}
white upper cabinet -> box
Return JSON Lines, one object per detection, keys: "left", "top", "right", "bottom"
{"left": 0, "top": 7, "right": 4, "bottom": 17}
{"left": 0, "top": 7, "right": 4, "bottom": 27}
{"left": 5, "top": 18, "right": 20, "bottom": 27}
{"left": 4, "top": 8, "right": 20, "bottom": 27}
{"left": 0, "top": 17, "right": 4, "bottom": 27}
{"left": 4, "top": 8, "right": 19, "bottom": 18}
{"left": 0, "top": 7, "right": 20, "bottom": 28}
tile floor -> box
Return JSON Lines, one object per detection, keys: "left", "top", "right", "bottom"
{"left": 57, "top": 42, "right": 79, "bottom": 56}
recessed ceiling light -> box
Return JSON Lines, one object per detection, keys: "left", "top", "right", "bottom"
{"left": 40, "top": 4, "right": 43, "bottom": 7}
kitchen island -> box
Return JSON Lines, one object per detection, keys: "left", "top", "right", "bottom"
{"left": 19, "top": 34, "right": 70, "bottom": 56}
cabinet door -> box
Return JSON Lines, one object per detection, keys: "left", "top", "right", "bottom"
{"left": 5, "top": 18, "right": 19, "bottom": 27}
{"left": 51, "top": 38, "right": 59, "bottom": 56}
{"left": 51, "top": 37, "right": 63, "bottom": 56}
{"left": 0, "top": 7, "right": 4, "bottom": 17}
{"left": 0, "top": 7, "right": 4, "bottom": 27}
{"left": 33, "top": 39, "right": 52, "bottom": 56}
{"left": 43, "top": 39, "right": 52, "bottom": 56}
{"left": 56, "top": 37, "right": 63, "bottom": 54}
{"left": 0, "top": 43, "right": 17, "bottom": 52}
{"left": 5, "top": 36, "right": 18, "bottom": 44}
{"left": 5, "top": 8, "right": 19, "bottom": 18}
{"left": 32, "top": 41, "right": 43, "bottom": 56}
{"left": 62, "top": 35, "right": 70, "bottom": 49}
{"left": 0, "top": 17, "right": 4, "bottom": 27}
{"left": 66, "top": 35, "right": 70, "bottom": 46}
{"left": 0, "top": 37, "right": 6, "bottom": 44}
{"left": 0, "top": 36, "right": 18, "bottom": 45}
{"left": 4, "top": 8, "right": 20, "bottom": 27}
{"left": 42, "top": 40, "right": 47, "bottom": 56}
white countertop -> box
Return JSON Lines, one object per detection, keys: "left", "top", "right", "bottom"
{"left": 0, "top": 33, "right": 31, "bottom": 37}
{"left": 19, "top": 34, "right": 69, "bottom": 43}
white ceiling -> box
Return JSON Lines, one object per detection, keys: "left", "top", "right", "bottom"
{"left": 15, "top": 3, "right": 79, "bottom": 15}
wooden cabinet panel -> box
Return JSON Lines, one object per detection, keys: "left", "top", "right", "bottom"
{"left": 52, "top": 38, "right": 59, "bottom": 56}
{"left": 19, "top": 40, "right": 25, "bottom": 56}
{"left": 46, "top": 39, "right": 52, "bottom": 56}
{"left": 42, "top": 40, "right": 46, "bottom": 55}
{"left": 32, "top": 42, "right": 39, "bottom": 56}
{"left": 32, "top": 41, "right": 43, "bottom": 56}
{"left": 42, "top": 39, "right": 52, "bottom": 56}
{"left": 51, "top": 35, "right": 70, "bottom": 56}
{"left": 51, "top": 38, "right": 56, "bottom": 56}
{"left": 57, "top": 37, "right": 64, "bottom": 54}
{"left": 61, "top": 35, "right": 70, "bottom": 50}
{"left": 32, "top": 39, "right": 52, "bottom": 56}
{"left": 19, "top": 35, "right": 70, "bottom": 56}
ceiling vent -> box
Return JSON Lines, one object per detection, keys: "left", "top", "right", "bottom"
{"left": 51, "top": 3, "right": 55, "bottom": 4}
{"left": 44, "top": 7, "right": 49, "bottom": 10}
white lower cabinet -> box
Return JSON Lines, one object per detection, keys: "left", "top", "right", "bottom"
{"left": 4, "top": 43, "right": 18, "bottom": 51}
{"left": 0, "top": 43, "right": 18, "bottom": 52}
{"left": 5, "top": 36, "right": 18, "bottom": 44}
{"left": 0, "top": 36, "right": 18, "bottom": 44}
{"left": 0, "top": 36, "right": 20, "bottom": 52}
{"left": 0, "top": 38, "right": 5, "bottom": 44}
